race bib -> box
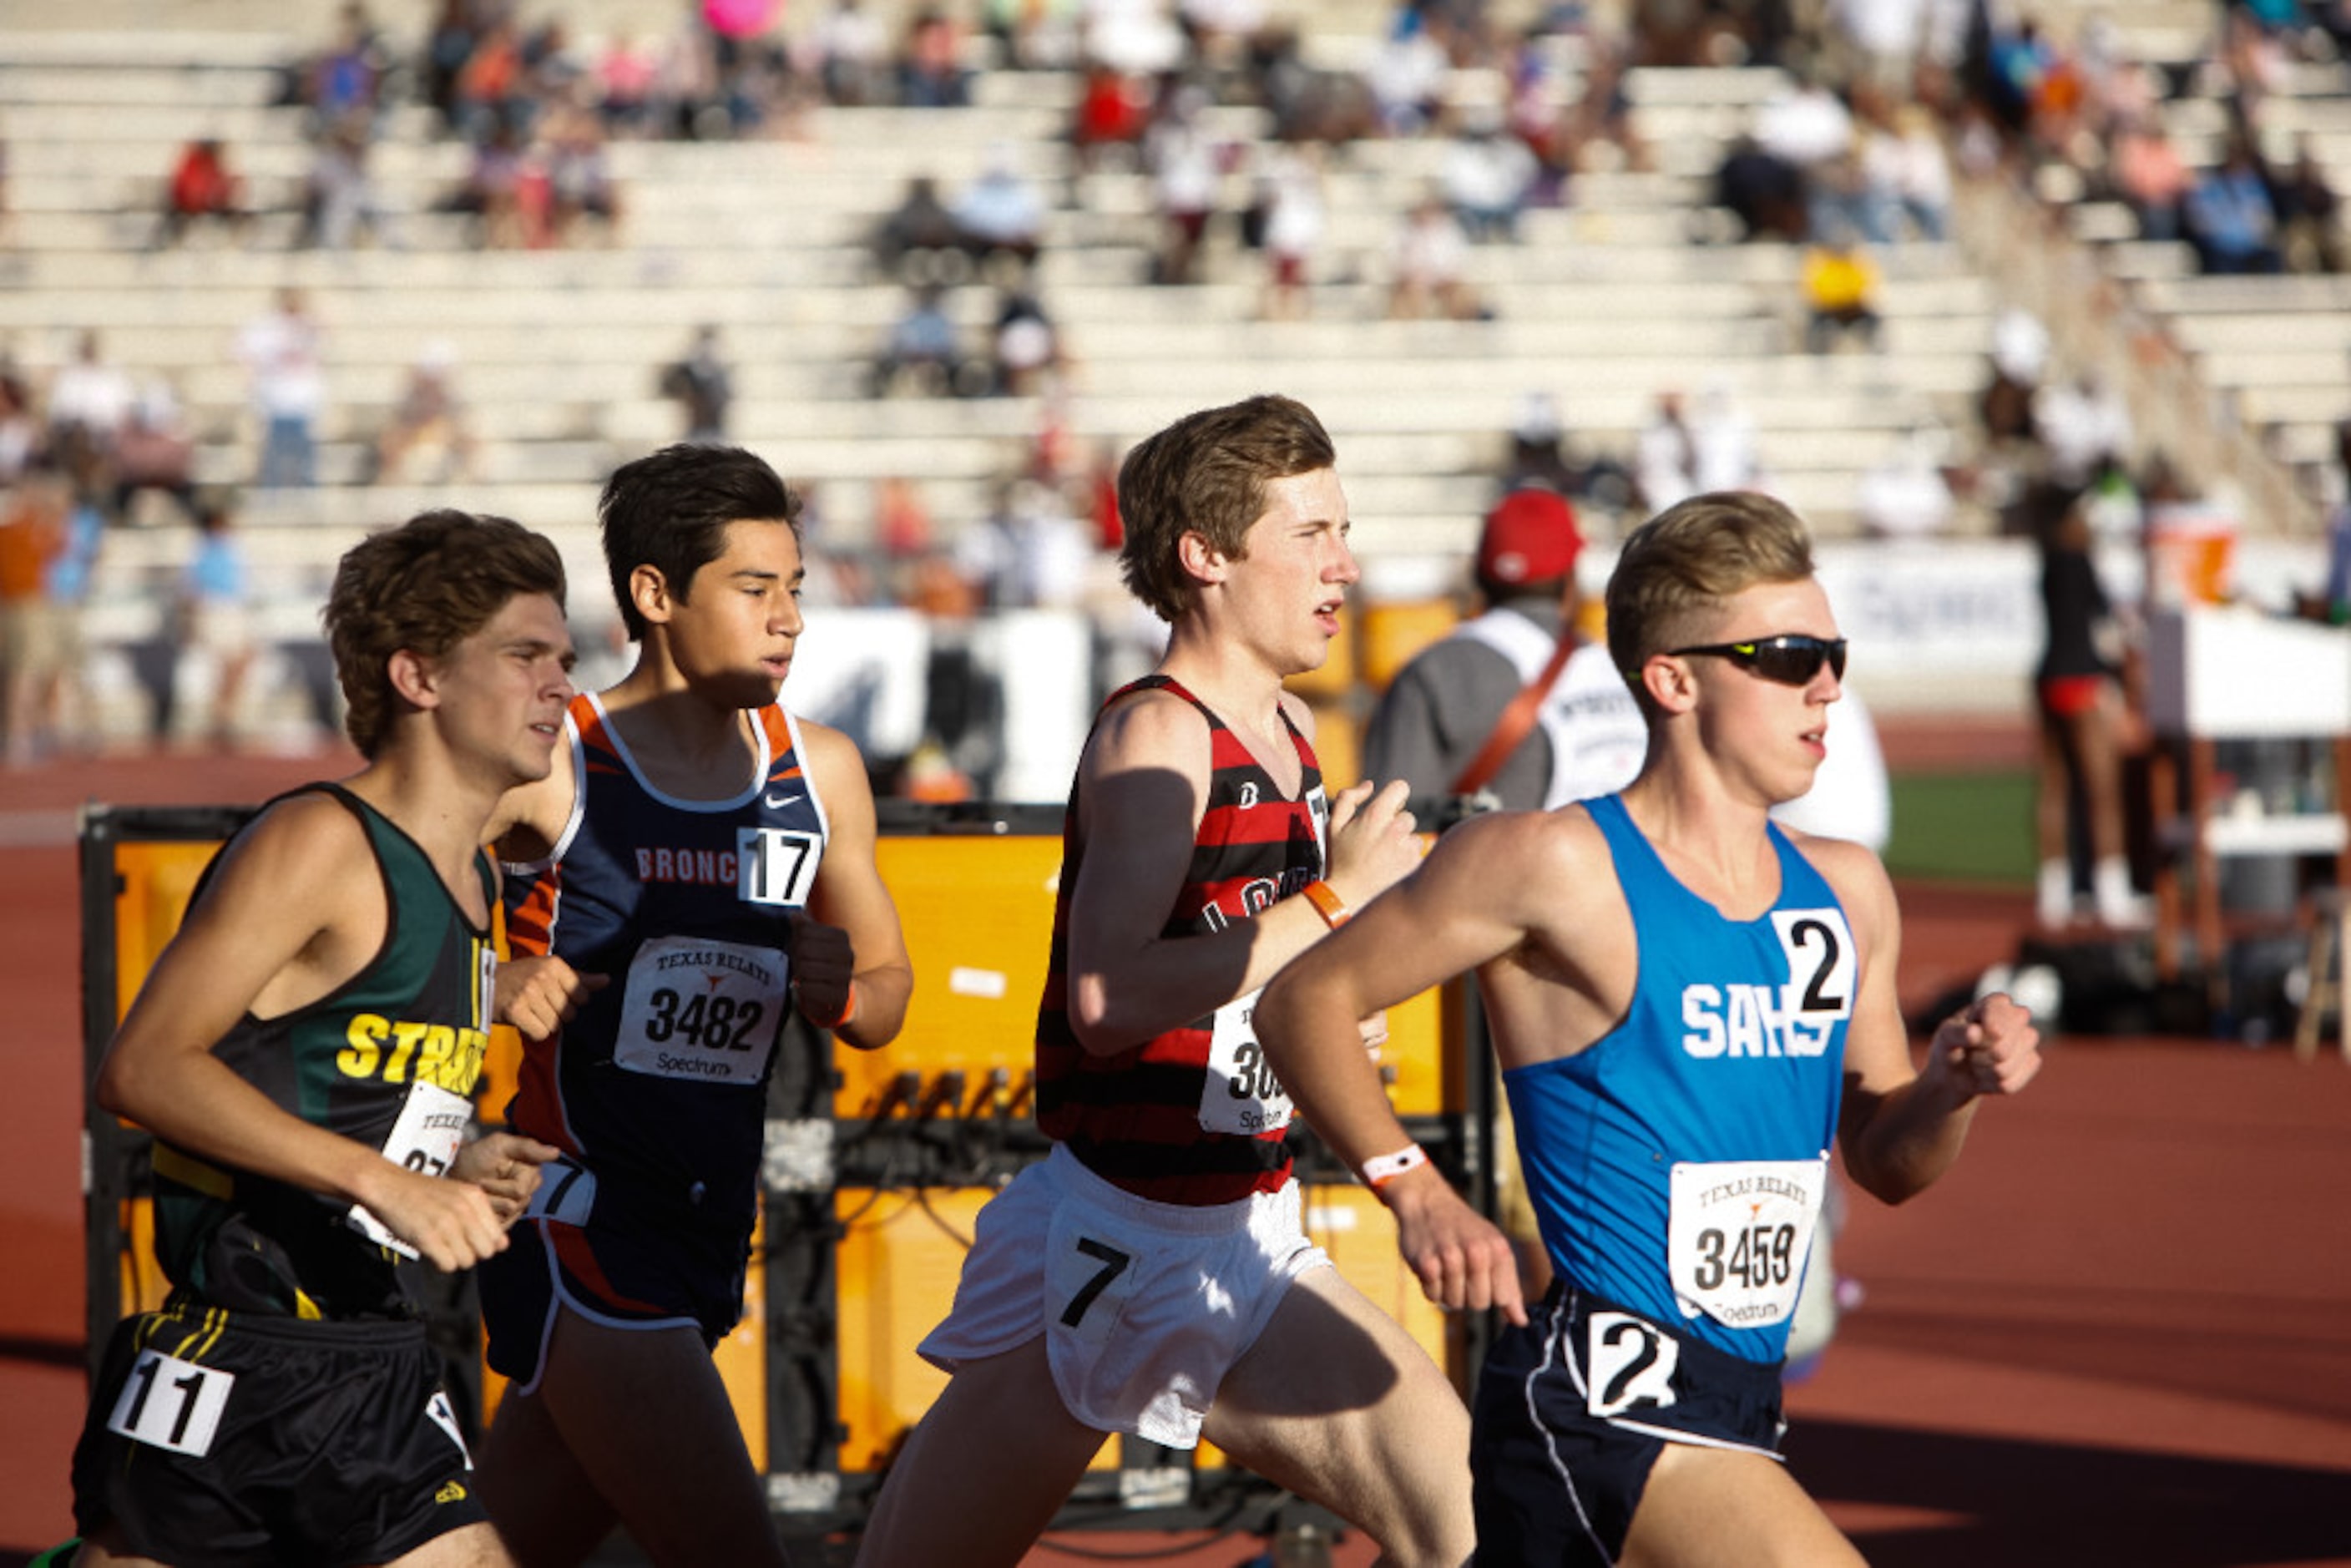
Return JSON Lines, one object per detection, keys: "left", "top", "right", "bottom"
{"left": 1199, "top": 987, "right": 1292, "bottom": 1136}
{"left": 739, "top": 827, "right": 822, "bottom": 909}
{"left": 1769, "top": 908, "right": 1857, "bottom": 1057}
{"left": 1585, "top": 1310, "right": 1680, "bottom": 1419}
{"left": 522, "top": 1156, "right": 597, "bottom": 1227}
{"left": 107, "top": 1348, "right": 234, "bottom": 1457}
{"left": 1046, "top": 1212, "right": 1143, "bottom": 1349}
{"left": 1666, "top": 1157, "right": 1828, "bottom": 1330}
{"left": 613, "top": 934, "right": 788, "bottom": 1086}
{"left": 347, "top": 1079, "right": 473, "bottom": 1257}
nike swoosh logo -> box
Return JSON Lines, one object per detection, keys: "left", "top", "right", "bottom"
{"left": 764, "top": 791, "right": 803, "bottom": 810}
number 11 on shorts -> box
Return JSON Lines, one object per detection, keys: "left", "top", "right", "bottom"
{"left": 106, "top": 1349, "right": 234, "bottom": 1457}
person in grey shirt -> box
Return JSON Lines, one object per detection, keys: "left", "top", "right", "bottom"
{"left": 1365, "top": 488, "right": 1646, "bottom": 824}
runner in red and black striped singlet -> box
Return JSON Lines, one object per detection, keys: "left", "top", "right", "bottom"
{"left": 1037, "top": 674, "right": 1332, "bottom": 1206}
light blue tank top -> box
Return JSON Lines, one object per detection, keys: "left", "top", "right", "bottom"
{"left": 1505, "top": 792, "right": 1853, "bottom": 1363}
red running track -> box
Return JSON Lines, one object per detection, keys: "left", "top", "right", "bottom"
{"left": 3, "top": 748, "right": 2347, "bottom": 1567}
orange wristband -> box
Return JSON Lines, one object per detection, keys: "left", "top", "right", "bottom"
{"left": 1302, "top": 880, "right": 1352, "bottom": 930}
{"left": 810, "top": 979, "right": 859, "bottom": 1031}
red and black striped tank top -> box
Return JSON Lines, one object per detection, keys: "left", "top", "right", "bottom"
{"left": 1035, "top": 674, "right": 1332, "bottom": 1205}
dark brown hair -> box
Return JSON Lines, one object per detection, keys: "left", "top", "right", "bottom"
{"left": 325, "top": 509, "right": 567, "bottom": 756}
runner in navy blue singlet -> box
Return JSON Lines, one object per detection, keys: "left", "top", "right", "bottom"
{"left": 1258, "top": 490, "right": 2043, "bottom": 1568}
{"left": 476, "top": 445, "right": 911, "bottom": 1568}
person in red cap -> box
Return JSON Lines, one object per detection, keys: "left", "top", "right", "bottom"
{"left": 1364, "top": 485, "right": 1649, "bottom": 824}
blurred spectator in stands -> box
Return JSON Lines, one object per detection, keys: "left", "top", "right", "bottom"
{"left": 1635, "top": 390, "right": 1699, "bottom": 515}
{"left": 544, "top": 100, "right": 622, "bottom": 245}
{"left": 46, "top": 330, "right": 134, "bottom": 467}
{"left": 1690, "top": 377, "right": 1761, "bottom": 494}
{"left": 2185, "top": 135, "right": 2284, "bottom": 275}
{"left": 806, "top": 0, "right": 890, "bottom": 104}
{"left": 373, "top": 341, "right": 478, "bottom": 484}
{"left": 1084, "top": 0, "right": 1184, "bottom": 77}
{"left": 2108, "top": 113, "right": 2192, "bottom": 242}
{"left": 422, "top": 0, "right": 479, "bottom": 126}
{"left": 442, "top": 122, "right": 528, "bottom": 247}
{"left": 1498, "top": 391, "right": 1633, "bottom": 517}
{"left": 874, "top": 175, "right": 967, "bottom": 282}
{"left": 874, "top": 473, "right": 935, "bottom": 566}
{"left": 2218, "top": 8, "right": 2289, "bottom": 123}
{"left": 299, "top": 114, "right": 394, "bottom": 250}
{"left": 1365, "top": 3, "right": 1449, "bottom": 136}
{"left": 113, "top": 381, "right": 200, "bottom": 525}
{"left": 303, "top": 3, "right": 389, "bottom": 139}
{"left": 156, "top": 138, "right": 248, "bottom": 250}
{"left": 1254, "top": 142, "right": 1326, "bottom": 321}
{"left": 1856, "top": 99, "right": 1951, "bottom": 244}
{"left": 1560, "top": 33, "right": 1646, "bottom": 181}
{"left": 235, "top": 287, "right": 326, "bottom": 490}
{"left": 1982, "top": 15, "right": 2052, "bottom": 145}
{"left": 988, "top": 278, "right": 1063, "bottom": 397}
{"left": 0, "top": 466, "right": 73, "bottom": 765}
{"left": 962, "top": 477, "right": 1090, "bottom": 608}
{"left": 1143, "top": 82, "right": 1224, "bottom": 285}
{"left": 174, "top": 496, "right": 260, "bottom": 749}
{"left": 1071, "top": 63, "right": 1152, "bottom": 172}
{"left": 2323, "top": 421, "right": 2351, "bottom": 623}
{"left": 872, "top": 283, "right": 974, "bottom": 397}
{"left": 1178, "top": 0, "right": 1266, "bottom": 76}
{"left": 1981, "top": 306, "right": 2050, "bottom": 447}
{"left": 2269, "top": 134, "right": 2342, "bottom": 274}
{"left": 898, "top": 6, "right": 972, "bottom": 108}
{"left": 450, "top": 15, "right": 528, "bottom": 144}
{"left": 1828, "top": 0, "right": 1929, "bottom": 97}
{"left": 1443, "top": 108, "right": 1539, "bottom": 243}
{"left": 982, "top": 0, "right": 1079, "bottom": 72}
{"left": 2034, "top": 488, "right": 2151, "bottom": 929}
{"left": 1857, "top": 422, "right": 1957, "bottom": 540}
{"left": 0, "top": 371, "right": 36, "bottom": 488}
{"left": 1801, "top": 227, "right": 1883, "bottom": 354}
{"left": 1714, "top": 134, "right": 1806, "bottom": 242}
{"left": 597, "top": 29, "right": 663, "bottom": 133}
{"left": 953, "top": 145, "right": 1046, "bottom": 270}
{"left": 660, "top": 324, "right": 735, "bottom": 442}
{"left": 1754, "top": 70, "right": 1853, "bottom": 238}
{"left": 1386, "top": 194, "right": 1484, "bottom": 321}
{"left": 2035, "top": 371, "right": 2131, "bottom": 491}
{"left": 1500, "top": 391, "right": 1577, "bottom": 496}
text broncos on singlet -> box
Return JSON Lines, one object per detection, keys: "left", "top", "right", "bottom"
{"left": 634, "top": 846, "right": 741, "bottom": 886}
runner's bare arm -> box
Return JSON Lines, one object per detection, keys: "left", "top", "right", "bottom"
{"left": 1258, "top": 813, "right": 1579, "bottom": 1324}
{"left": 1818, "top": 842, "right": 2043, "bottom": 1204}
{"left": 1065, "top": 690, "right": 1420, "bottom": 1054}
{"left": 94, "top": 797, "right": 508, "bottom": 1271}
{"left": 796, "top": 718, "right": 912, "bottom": 1051}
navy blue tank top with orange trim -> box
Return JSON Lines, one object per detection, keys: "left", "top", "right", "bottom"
{"left": 502, "top": 690, "right": 829, "bottom": 1237}
{"left": 1035, "top": 674, "right": 1332, "bottom": 1205}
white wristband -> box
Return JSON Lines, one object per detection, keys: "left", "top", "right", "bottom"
{"left": 1361, "top": 1143, "right": 1428, "bottom": 1195}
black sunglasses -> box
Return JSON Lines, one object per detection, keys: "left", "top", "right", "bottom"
{"left": 1667, "top": 635, "right": 1848, "bottom": 686}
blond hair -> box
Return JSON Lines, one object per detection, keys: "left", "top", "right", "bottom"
{"left": 1605, "top": 492, "right": 1815, "bottom": 701}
